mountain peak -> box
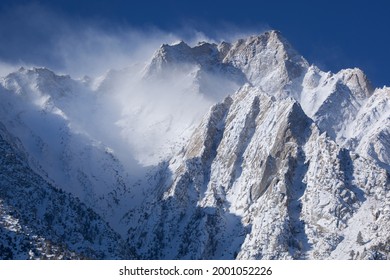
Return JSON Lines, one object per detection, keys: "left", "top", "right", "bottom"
{"left": 145, "top": 30, "right": 308, "bottom": 93}
{"left": 9, "top": 66, "right": 70, "bottom": 81}
{"left": 222, "top": 30, "right": 308, "bottom": 93}
{"left": 337, "top": 67, "right": 374, "bottom": 98}
{"left": 145, "top": 38, "right": 232, "bottom": 80}
{"left": 172, "top": 40, "right": 188, "bottom": 46}
{"left": 231, "top": 30, "right": 300, "bottom": 58}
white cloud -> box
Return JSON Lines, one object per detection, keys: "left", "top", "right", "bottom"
{"left": 0, "top": 61, "right": 19, "bottom": 77}
{"left": 54, "top": 26, "right": 181, "bottom": 78}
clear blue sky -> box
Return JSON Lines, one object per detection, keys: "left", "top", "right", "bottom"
{"left": 0, "top": 0, "right": 389, "bottom": 86}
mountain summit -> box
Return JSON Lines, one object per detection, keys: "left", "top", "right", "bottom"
{"left": 1, "top": 30, "right": 390, "bottom": 259}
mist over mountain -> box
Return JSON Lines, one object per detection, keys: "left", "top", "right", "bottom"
{"left": 1, "top": 30, "right": 389, "bottom": 259}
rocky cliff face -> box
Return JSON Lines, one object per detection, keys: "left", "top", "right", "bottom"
{"left": 1, "top": 30, "right": 390, "bottom": 259}
{"left": 130, "top": 85, "right": 390, "bottom": 259}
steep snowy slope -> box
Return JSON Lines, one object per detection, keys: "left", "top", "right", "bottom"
{"left": 129, "top": 85, "right": 390, "bottom": 259}
{"left": 0, "top": 123, "right": 134, "bottom": 259}
{"left": 0, "top": 68, "right": 138, "bottom": 228}
{"left": 300, "top": 66, "right": 374, "bottom": 141}
{"left": 345, "top": 87, "right": 390, "bottom": 169}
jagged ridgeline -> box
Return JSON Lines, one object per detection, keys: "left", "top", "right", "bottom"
{"left": 1, "top": 30, "right": 390, "bottom": 259}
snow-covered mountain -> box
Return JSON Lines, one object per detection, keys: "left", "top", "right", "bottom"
{"left": 130, "top": 85, "right": 389, "bottom": 259}
{"left": 0, "top": 30, "right": 389, "bottom": 259}
{"left": 0, "top": 122, "right": 134, "bottom": 259}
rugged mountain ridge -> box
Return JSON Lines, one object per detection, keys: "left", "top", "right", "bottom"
{"left": 130, "top": 85, "right": 390, "bottom": 259}
{"left": 1, "top": 30, "right": 390, "bottom": 259}
{"left": 146, "top": 30, "right": 390, "bottom": 169}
